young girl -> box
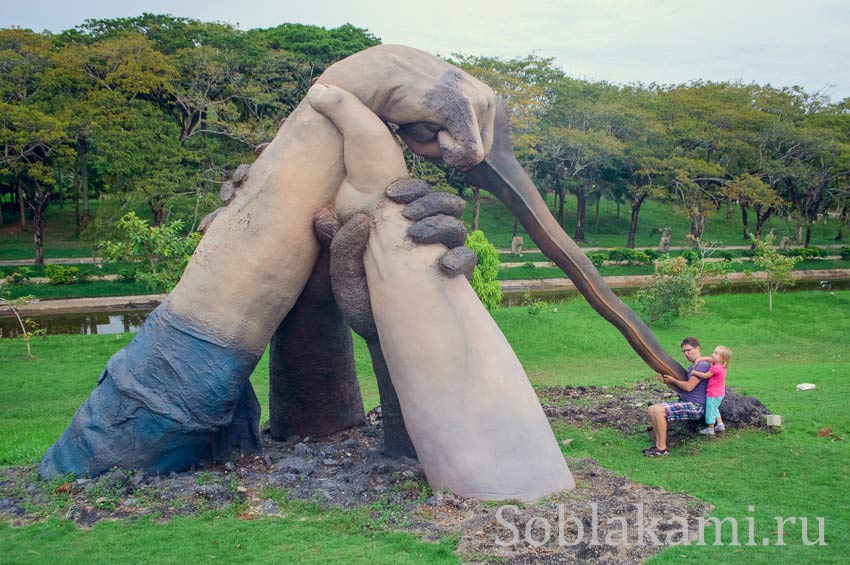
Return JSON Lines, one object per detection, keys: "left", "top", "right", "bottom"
{"left": 691, "top": 346, "right": 732, "bottom": 435}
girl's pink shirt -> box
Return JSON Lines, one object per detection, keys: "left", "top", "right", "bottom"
{"left": 707, "top": 363, "right": 726, "bottom": 397}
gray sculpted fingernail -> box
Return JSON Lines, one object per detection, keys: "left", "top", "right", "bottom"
{"left": 439, "top": 247, "right": 477, "bottom": 279}
{"left": 386, "top": 178, "right": 431, "bottom": 203}
{"left": 402, "top": 193, "right": 466, "bottom": 221}
{"left": 407, "top": 215, "right": 467, "bottom": 248}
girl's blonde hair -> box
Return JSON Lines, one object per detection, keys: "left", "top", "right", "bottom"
{"left": 714, "top": 346, "right": 732, "bottom": 368}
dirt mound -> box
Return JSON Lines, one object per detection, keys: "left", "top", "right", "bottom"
{"left": 537, "top": 378, "right": 771, "bottom": 446}
{"left": 1, "top": 417, "right": 713, "bottom": 563}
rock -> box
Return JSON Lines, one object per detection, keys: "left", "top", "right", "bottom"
{"left": 122, "top": 497, "right": 139, "bottom": 507}
{"left": 263, "top": 454, "right": 272, "bottom": 467}
{"left": 257, "top": 499, "right": 280, "bottom": 516}
{"left": 198, "top": 208, "right": 223, "bottom": 233}
{"left": 340, "top": 438, "right": 358, "bottom": 448}
{"left": 322, "top": 458, "right": 340, "bottom": 466}
{"left": 194, "top": 484, "right": 232, "bottom": 504}
{"left": 292, "top": 443, "right": 310, "bottom": 458}
{"left": 796, "top": 383, "right": 816, "bottom": 391}
{"left": 286, "top": 435, "right": 303, "bottom": 444}
{"left": 254, "top": 142, "right": 269, "bottom": 157}
{"left": 75, "top": 478, "right": 92, "bottom": 488}
{"left": 130, "top": 473, "right": 146, "bottom": 487}
{"left": 224, "top": 461, "right": 235, "bottom": 471}
{"left": 718, "top": 390, "right": 771, "bottom": 428}
{"left": 274, "top": 456, "right": 309, "bottom": 474}
{"left": 236, "top": 486, "right": 248, "bottom": 493}
{"left": 107, "top": 469, "right": 128, "bottom": 488}
{"left": 341, "top": 457, "right": 353, "bottom": 468}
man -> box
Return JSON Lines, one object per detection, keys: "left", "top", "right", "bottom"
{"left": 644, "top": 337, "right": 711, "bottom": 457}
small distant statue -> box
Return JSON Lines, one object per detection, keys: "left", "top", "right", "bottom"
{"left": 511, "top": 236, "right": 524, "bottom": 256}
{"left": 780, "top": 236, "right": 791, "bottom": 251}
{"left": 658, "top": 228, "right": 671, "bottom": 253}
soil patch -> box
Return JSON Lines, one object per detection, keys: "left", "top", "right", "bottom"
{"left": 1, "top": 409, "right": 715, "bottom": 563}
{"left": 537, "top": 377, "right": 771, "bottom": 447}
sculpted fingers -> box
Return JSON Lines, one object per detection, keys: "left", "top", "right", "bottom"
{"left": 408, "top": 215, "right": 467, "bottom": 248}
{"left": 402, "top": 192, "right": 466, "bottom": 222}
{"left": 328, "top": 213, "right": 377, "bottom": 340}
{"left": 306, "top": 84, "right": 406, "bottom": 191}
{"left": 438, "top": 246, "right": 477, "bottom": 279}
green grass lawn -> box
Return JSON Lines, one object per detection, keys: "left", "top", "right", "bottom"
{"left": 2, "top": 291, "right": 848, "bottom": 562}
{"left": 1, "top": 280, "right": 156, "bottom": 301}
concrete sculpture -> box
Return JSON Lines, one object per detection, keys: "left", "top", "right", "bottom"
{"left": 41, "top": 45, "right": 685, "bottom": 502}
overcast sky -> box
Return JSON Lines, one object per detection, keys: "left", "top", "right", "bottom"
{"left": 4, "top": 0, "right": 849, "bottom": 101}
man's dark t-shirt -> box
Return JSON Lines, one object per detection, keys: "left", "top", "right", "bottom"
{"left": 679, "top": 360, "right": 710, "bottom": 406}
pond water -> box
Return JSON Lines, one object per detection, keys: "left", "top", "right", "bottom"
{"left": 0, "top": 310, "right": 151, "bottom": 339}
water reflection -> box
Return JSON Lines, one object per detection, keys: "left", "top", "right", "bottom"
{"left": 0, "top": 310, "right": 151, "bottom": 339}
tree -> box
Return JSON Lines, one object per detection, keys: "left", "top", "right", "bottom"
{"left": 0, "top": 102, "right": 68, "bottom": 264}
{"left": 726, "top": 173, "right": 785, "bottom": 240}
{"left": 100, "top": 212, "right": 200, "bottom": 290}
{"left": 748, "top": 234, "right": 798, "bottom": 311}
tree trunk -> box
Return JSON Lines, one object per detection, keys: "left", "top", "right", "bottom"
{"left": 616, "top": 200, "right": 620, "bottom": 219}
{"left": 471, "top": 186, "right": 481, "bottom": 231}
{"left": 804, "top": 224, "right": 812, "bottom": 247}
{"left": 151, "top": 202, "right": 165, "bottom": 227}
{"left": 594, "top": 195, "right": 601, "bottom": 225}
{"left": 73, "top": 167, "right": 81, "bottom": 236}
{"left": 754, "top": 205, "right": 775, "bottom": 239}
{"left": 17, "top": 183, "right": 26, "bottom": 228}
{"left": 30, "top": 188, "right": 46, "bottom": 266}
{"left": 740, "top": 201, "right": 750, "bottom": 239}
{"left": 834, "top": 206, "right": 847, "bottom": 241}
{"left": 574, "top": 185, "right": 587, "bottom": 242}
{"left": 689, "top": 211, "right": 705, "bottom": 241}
{"left": 512, "top": 220, "right": 518, "bottom": 238}
{"left": 78, "top": 137, "right": 90, "bottom": 224}
{"left": 769, "top": 290, "right": 773, "bottom": 312}
{"left": 627, "top": 194, "right": 646, "bottom": 249}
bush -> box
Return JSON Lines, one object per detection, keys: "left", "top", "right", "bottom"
{"left": 608, "top": 247, "right": 651, "bottom": 265}
{"left": 680, "top": 249, "right": 699, "bottom": 264}
{"left": 587, "top": 252, "right": 607, "bottom": 267}
{"left": 101, "top": 212, "right": 201, "bottom": 291}
{"left": 840, "top": 247, "right": 850, "bottom": 261}
{"left": 45, "top": 265, "right": 88, "bottom": 285}
{"left": 119, "top": 268, "right": 138, "bottom": 282}
{"left": 636, "top": 256, "right": 702, "bottom": 324}
{"left": 795, "top": 246, "right": 825, "bottom": 260}
{"left": 718, "top": 250, "right": 735, "bottom": 262}
{"left": 466, "top": 230, "right": 502, "bottom": 309}
{"left": 522, "top": 261, "right": 536, "bottom": 269}
{"left": 9, "top": 267, "right": 32, "bottom": 283}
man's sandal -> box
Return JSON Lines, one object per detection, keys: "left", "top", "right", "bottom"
{"left": 644, "top": 446, "right": 669, "bottom": 457}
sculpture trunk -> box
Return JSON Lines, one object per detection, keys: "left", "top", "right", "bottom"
{"left": 465, "top": 103, "right": 687, "bottom": 380}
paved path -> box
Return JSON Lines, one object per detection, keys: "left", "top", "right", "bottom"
{"left": 0, "top": 257, "right": 99, "bottom": 267}
{"left": 6, "top": 294, "right": 166, "bottom": 316}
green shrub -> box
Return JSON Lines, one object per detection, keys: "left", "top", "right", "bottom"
{"left": 840, "top": 247, "right": 850, "bottom": 261}
{"left": 796, "top": 246, "right": 825, "bottom": 260}
{"left": 608, "top": 247, "right": 651, "bottom": 265}
{"left": 587, "top": 252, "right": 607, "bottom": 267}
{"left": 9, "top": 267, "right": 32, "bottom": 283}
{"left": 466, "top": 230, "right": 502, "bottom": 309}
{"left": 522, "top": 260, "right": 536, "bottom": 269}
{"left": 636, "top": 256, "right": 702, "bottom": 324}
{"left": 680, "top": 249, "right": 699, "bottom": 264}
{"left": 45, "top": 265, "right": 87, "bottom": 285}
{"left": 119, "top": 268, "right": 138, "bottom": 282}
{"left": 718, "top": 250, "right": 735, "bottom": 262}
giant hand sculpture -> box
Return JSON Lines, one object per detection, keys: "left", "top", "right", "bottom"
{"left": 41, "top": 45, "right": 684, "bottom": 502}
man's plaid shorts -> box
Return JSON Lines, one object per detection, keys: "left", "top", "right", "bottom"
{"left": 663, "top": 401, "right": 705, "bottom": 421}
